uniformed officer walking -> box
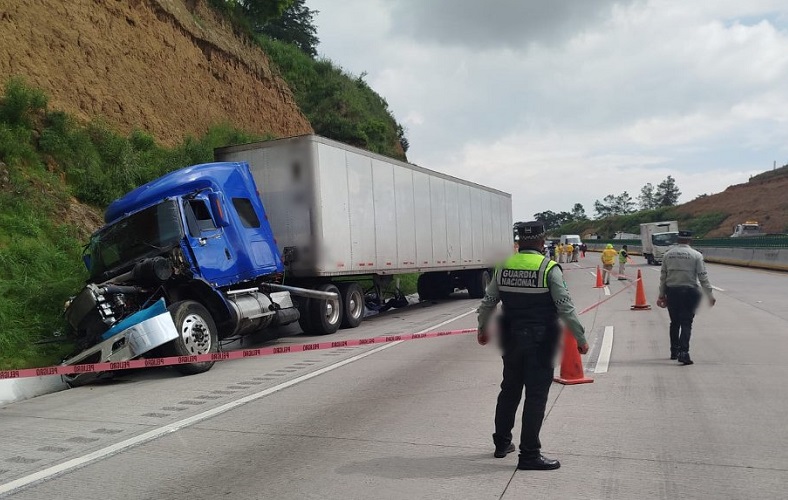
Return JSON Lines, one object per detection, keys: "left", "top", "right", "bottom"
{"left": 477, "top": 221, "right": 588, "bottom": 470}
{"left": 618, "top": 244, "right": 629, "bottom": 280}
{"left": 657, "top": 230, "right": 716, "bottom": 365}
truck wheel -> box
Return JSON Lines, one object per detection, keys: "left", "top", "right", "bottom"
{"left": 338, "top": 282, "right": 364, "bottom": 329}
{"left": 306, "top": 283, "right": 343, "bottom": 335}
{"left": 466, "top": 270, "right": 491, "bottom": 299}
{"left": 164, "top": 301, "right": 218, "bottom": 375}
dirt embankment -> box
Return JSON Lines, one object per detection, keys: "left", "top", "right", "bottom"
{"left": 0, "top": 0, "right": 312, "bottom": 144}
{"left": 676, "top": 170, "right": 788, "bottom": 237}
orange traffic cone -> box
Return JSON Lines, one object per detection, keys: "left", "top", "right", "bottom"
{"left": 593, "top": 266, "right": 604, "bottom": 288}
{"left": 631, "top": 269, "right": 652, "bottom": 310}
{"left": 554, "top": 327, "right": 594, "bottom": 385}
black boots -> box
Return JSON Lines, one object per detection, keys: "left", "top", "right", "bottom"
{"left": 494, "top": 442, "right": 516, "bottom": 458}
{"left": 517, "top": 455, "right": 561, "bottom": 470}
{"left": 670, "top": 348, "right": 678, "bottom": 360}
{"left": 677, "top": 351, "right": 694, "bottom": 365}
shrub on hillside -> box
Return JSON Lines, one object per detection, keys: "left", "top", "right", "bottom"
{"left": 0, "top": 79, "right": 265, "bottom": 369}
{"left": 258, "top": 36, "right": 408, "bottom": 161}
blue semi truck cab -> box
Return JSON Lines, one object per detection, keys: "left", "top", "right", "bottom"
{"left": 62, "top": 162, "right": 335, "bottom": 384}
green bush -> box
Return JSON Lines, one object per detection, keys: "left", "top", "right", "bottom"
{"left": 257, "top": 36, "right": 408, "bottom": 160}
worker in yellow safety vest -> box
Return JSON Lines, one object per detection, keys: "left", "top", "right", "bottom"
{"left": 564, "top": 243, "right": 573, "bottom": 264}
{"left": 600, "top": 244, "right": 618, "bottom": 285}
{"left": 556, "top": 243, "right": 564, "bottom": 263}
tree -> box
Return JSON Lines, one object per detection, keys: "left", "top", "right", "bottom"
{"left": 614, "top": 191, "right": 635, "bottom": 214}
{"left": 534, "top": 210, "right": 560, "bottom": 229}
{"left": 638, "top": 182, "right": 656, "bottom": 210}
{"left": 211, "top": 0, "right": 294, "bottom": 28}
{"left": 258, "top": 0, "right": 319, "bottom": 57}
{"left": 654, "top": 175, "right": 681, "bottom": 207}
{"left": 571, "top": 203, "right": 587, "bottom": 221}
{"left": 595, "top": 192, "right": 635, "bottom": 218}
{"left": 594, "top": 195, "right": 617, "bottom": 219}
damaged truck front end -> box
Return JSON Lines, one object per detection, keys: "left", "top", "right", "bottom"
{"left": 60, "top": 163, "right": 320, "bottom": 386}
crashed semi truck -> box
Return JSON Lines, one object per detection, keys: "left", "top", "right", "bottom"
{"left": 62, "top": 135, "right": 512, "bottom": 382}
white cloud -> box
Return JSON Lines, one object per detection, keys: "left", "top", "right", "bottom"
{"left": 309, "top": 0, "right": 788, "bottom": 220}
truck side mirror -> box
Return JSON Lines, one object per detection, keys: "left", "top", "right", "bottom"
{"left": 208, "top": 192, "right": 230, "bottom": 227}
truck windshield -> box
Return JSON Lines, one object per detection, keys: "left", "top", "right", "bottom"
{"left": 652, "top": 233, "right": 678, "bottom": 246}
{"left": 87, "top": 200, "right": 183, "bottom": 280}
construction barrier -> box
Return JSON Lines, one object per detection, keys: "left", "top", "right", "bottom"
{"left": 0, "top": 328, "right": 476, "bottom": 381}
{"left": 584, "top": 243, "right": 788, "bottom": 272}
{"left": 1, "top": 267, "right": 644, "bottom": 383}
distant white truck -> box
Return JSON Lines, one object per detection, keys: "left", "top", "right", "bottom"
{"left": 560, "top": 234, "right": 582, "bottom": 246}
{"left": 640, "top": 221, "right": 679, "bottom": 265}
{"left": 731, "top": 221, "right": 764, "bottom": 237}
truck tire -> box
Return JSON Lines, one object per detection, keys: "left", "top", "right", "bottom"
{"left": 305, "top": 283, "right": 343, "bottom": 335}
{"left": 338, "top": 282, "right": 364, "bottom": 329}
{"left": 164, "top": 301, "right": 218, "bottom": 375}
{"left": 466, "top": 270, "right": 491, "bottom": 299}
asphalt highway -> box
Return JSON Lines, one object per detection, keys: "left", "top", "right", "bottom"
{"left": 0, "top": 256, "right": 786, "bottom": 499}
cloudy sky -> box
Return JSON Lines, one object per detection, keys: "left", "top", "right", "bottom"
{"left": 308, "top": 0, "right": 788, "bottom": 221}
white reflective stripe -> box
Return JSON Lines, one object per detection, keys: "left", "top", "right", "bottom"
{"left": 499, "top": 285, "right": 551, "bottom": 294}
{"left": 537, "top": 257, "right": 551, "bottom": 287}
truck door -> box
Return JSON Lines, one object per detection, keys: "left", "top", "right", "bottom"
{"left": 182, "top": 196, "right": 236, "bottom": 284}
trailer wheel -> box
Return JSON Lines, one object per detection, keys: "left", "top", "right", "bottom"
{"left": 305, "top": 283, "right": 343, "bottom": 335}
{"left": 164, "top": 301, "right": 218, "bottom": 375}
{"left": 466, "top": 270, "right": 491, "bottom": 299}
{"left": 338, "top": 282, "right": 364, "bottom": 328}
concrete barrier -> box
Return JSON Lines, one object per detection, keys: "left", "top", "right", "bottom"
{"left": 0, "top": 376, "right": 68, "bottom": 405}
{"left": 583, "top": 243, "right": 788, "bottom": 271}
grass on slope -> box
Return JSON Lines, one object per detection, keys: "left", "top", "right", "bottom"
{"left": 0, "top": 78, "right": 263, "bottom": 370}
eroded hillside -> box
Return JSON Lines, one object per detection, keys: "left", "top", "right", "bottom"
{"left": 0, "top": 0, "right": 312, "bottom": 144}
{"left": 676, "top": 167, "right": 788, "bottom": 237}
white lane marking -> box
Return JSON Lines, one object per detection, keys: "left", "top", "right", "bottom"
{"left": 588, "top": 271, "right": 597, "bottom": 277}
{"left": 0, "top": 308, "right": 478, "bottom": 496}
{"left": 649, "top": 267, "right": 660, "bottom": 273}
{"left": 594, "top": 326, "right": 614, "bottom": 374}
{"left": 573, "top": 263, "right": 582, "bottom": 268}
{"left": 711, "top": 285, "right": 725, "bottom": 292}
{"left": 603, "top": 286, "right": 610, "bottom": 296}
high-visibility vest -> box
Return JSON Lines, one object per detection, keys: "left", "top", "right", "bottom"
{"left": 496, "top": 251, "right": 559, "bottom": 325}
{"left": 619, "top": 249, "right": 627, "bottom": 263}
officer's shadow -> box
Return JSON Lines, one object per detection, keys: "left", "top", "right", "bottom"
{"left": 336, "top": 453, "right": 513, "bottom": 480}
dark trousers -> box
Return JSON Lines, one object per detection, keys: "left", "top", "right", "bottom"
{"left": 493, "top": 324, "right": 559, "bottom": 459}
{"left": 665, "top": 287, "right": 701, "bottom": 353}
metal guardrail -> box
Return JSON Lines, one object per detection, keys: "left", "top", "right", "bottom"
{"left": 587, "top": 237, "right": 788, "bottom": 248}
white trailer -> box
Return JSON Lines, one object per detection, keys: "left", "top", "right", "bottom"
{"left": 216, "top": 135, "right": 512, "bottom": 332}
{"left": 640, "top": 221, "right": 679, "bottom": 265}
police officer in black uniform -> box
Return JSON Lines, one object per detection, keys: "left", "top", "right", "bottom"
{"left": 477, "top": 221, "right": 589, "bottom": 470}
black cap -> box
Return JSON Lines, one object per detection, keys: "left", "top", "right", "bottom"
{"left": 678, "top": 230, "right": 693, "bottom": 238}
{"left": 514, "top": 221, "right": 546, "bottom": 240}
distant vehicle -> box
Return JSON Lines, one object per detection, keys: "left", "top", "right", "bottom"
{"left": 731, "top": 221, "right": 764, "bottom": 237}
{"left": 640, "top": 221, "right": 679, "bottom": 265}
{"left": 560, "top": 234, "right": 582, "bottom": 246}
